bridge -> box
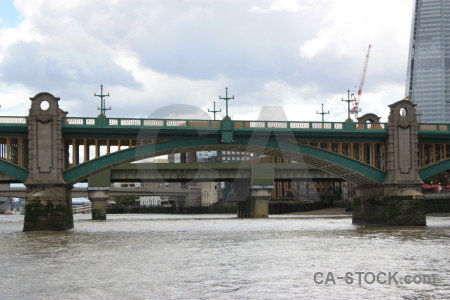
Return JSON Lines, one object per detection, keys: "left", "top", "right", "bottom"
{"left": 0, "top": 162, "right": 341, "bottom": 210}
{"left": 0, "top": 186, "right": 201, "bottom": 198}
{"left": 0, "top": 92, "right": 449, "bottom": 230}
{"left": 109, "top": 162, "right": 340, "bottom": 182}
{"left": 0, "top": 162, "right": 339, "bottom": 183}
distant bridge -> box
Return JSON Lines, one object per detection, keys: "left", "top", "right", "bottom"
{"left": 109, "top": 162, "right": 341, "bottom": 182}
{"left": 0, "top": 186, "right": 201, "bottom": 198}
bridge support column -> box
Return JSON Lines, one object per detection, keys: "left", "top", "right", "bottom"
{"left": 173, "top": 195, "right": 187, "bottom": 213}
{"left": 24, "top": 184, "right": 73, "bottom": 231}
{"left": 88, "top": 188, "right": 110, "bottom": 220}
{"left": 237, "top": 187, "right": 270, "bottom": 218}
{"left": 24, "top": 93, "right": 73, "bottom": 231}
{"left": 353, "top": 100, "right": 425, "bottom": 226}
{"left": 352, "top": 185, "right": 425, "bottom": 226}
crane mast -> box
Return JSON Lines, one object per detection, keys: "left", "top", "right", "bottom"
{"left": 350, "top": 45, "right": 372, "bottom": 117}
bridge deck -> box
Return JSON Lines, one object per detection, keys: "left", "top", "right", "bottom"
{"left": 1, "top": 115, "right": 449, "bottom": 185}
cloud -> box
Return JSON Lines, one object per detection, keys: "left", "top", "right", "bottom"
{"left": 147, "top": 104, "right": 211, "bottom": 119}
{"left": 0, "top": 0, "right": 413, "bottom": 123}
{"left": 0, "top": 84, "right": 32, "bottom": 115}
{"left": 249, "top": 0, "right": 309, "bottom": 13}
{"left": 300, "top": 0, "right": 410, "bottom": 58}
{"left": 0, "top": 40, "right": 140, "bottom": 91}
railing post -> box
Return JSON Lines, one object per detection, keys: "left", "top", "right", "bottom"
{"left": 220, "top": 117, "right": 234, "bottom": 143}
{"left": 96, "top": 116, "right": 108, "bottom": 126}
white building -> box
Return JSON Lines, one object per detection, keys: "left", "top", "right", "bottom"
{"left": 139, "top": 196, "right": 162, "bottom": 206}
{"left": 201, "top": 182, "right": 219, "bottom": 206}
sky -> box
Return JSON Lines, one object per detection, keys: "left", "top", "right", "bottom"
{"left": 0, "top": 0, "right": 414, "bottom": 122}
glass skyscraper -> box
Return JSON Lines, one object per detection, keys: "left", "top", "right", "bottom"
{"left": 405, "top": 0, "right": 450, "bottom": 123}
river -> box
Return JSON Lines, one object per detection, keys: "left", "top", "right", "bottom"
{"left": 0, "top": 213, "right": 449, "bottom": 299}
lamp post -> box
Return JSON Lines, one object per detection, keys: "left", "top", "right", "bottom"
{"left": 316, "top": 103, "right": 330, "bottom": 124}
{"left": 219, "top": 87, "right": 234, "bottom": 119}
{"left": 341, "top": 90, "right": 355, "bottom": 122}
{"left": 208, "top": 101, "right": 221, "bottom": 120}
{"left": 94, "top": 84, "right": 111, "bottom": 118}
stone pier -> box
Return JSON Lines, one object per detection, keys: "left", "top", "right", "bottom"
{"left": 352, "top": 100, "right": 426, "bottom": 226}
{"left": 237, "top": 187, "right": 271, "bottom": 218}
{"left": 24, "top": 184, "right": 73, "bottom": 231}
{"left": 234, "top": 164, "right": 274, "bottom": 218}
{"left": 353, "top": 185, "right": 425, "bottom": 226}
{"left": 88, "top": 187, "right": 110, "bottom": 220}
{"left": 23, "top": 93, "right": 74, "bottom": 231}
{"left": 88, "top": 171, "right": 111, "bottom": 220}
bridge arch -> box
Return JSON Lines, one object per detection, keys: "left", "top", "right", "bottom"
{"left": 63, "top": 136, "right": 386, "bottom": 185}
{"left": 0, "top": 160, "right": 28, "bottom": 182}
{"left": 419, "top": 159, "right": 450, "bottom": 180}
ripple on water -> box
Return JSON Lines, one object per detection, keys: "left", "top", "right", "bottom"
{"left": 0, "top": 214, "right": 449, "bottom": 299}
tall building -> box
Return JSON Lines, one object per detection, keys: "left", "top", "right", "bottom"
{"left": 406, "top": 0, "right": 450, "bottom": 123}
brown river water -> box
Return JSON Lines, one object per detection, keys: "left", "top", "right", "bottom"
{"left": 0, "top": 213, "right": 449, "bottom": 299}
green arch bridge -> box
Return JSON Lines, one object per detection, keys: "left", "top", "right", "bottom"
{"left": 1, "top": 93, "right": 449, "bottom": 230}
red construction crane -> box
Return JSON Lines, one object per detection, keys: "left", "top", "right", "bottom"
{"left": 350, "top": 45, "right": 372, "bottom": 117}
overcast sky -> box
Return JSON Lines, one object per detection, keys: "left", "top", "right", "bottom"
{"left": 0, "top": 0, "right": 413, "bottom": 122}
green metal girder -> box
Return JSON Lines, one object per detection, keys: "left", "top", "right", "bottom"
{"left": 419, "top": 159, "right": 450, "bottom": 180}
{"left": 0, "top": 160, "right": 29, "bottom": 182}
{"left": 62, "top": 125, "right": 387, "bottom": 142}
{"left": 233, "top": 136, "right": 386, "bottom": 183}
{"left": 0, "top": 125, "right": 28, "bottom": 136}
{"left": 63, "top": 136, "right": 218, "bottom": 183}
{"left": 63, "top": 135, "right": 386, "bottom": 184}
{"left": 418, "top": 131, "right": 450, "bottom": 144}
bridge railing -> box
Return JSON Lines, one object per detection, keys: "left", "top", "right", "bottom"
{"left": 418, "top": 123, "right": 450, "bottom": 131}
{"left": 0, "top": 116, "right": 28, "bottom": 125}
{"left": 234, "top": 121, "right": 386, "bottom": 130}
{"left": 64, "top": 118, "right": 97, "bottom": 125}
{"left": 2, "top": 116, "right": 449, "bottom": 132}
{"left": 63, "top": 117, "right": 387, "bottom": 130}
{"left": 63, "top": 117, "right": 222, "bottom": 128}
